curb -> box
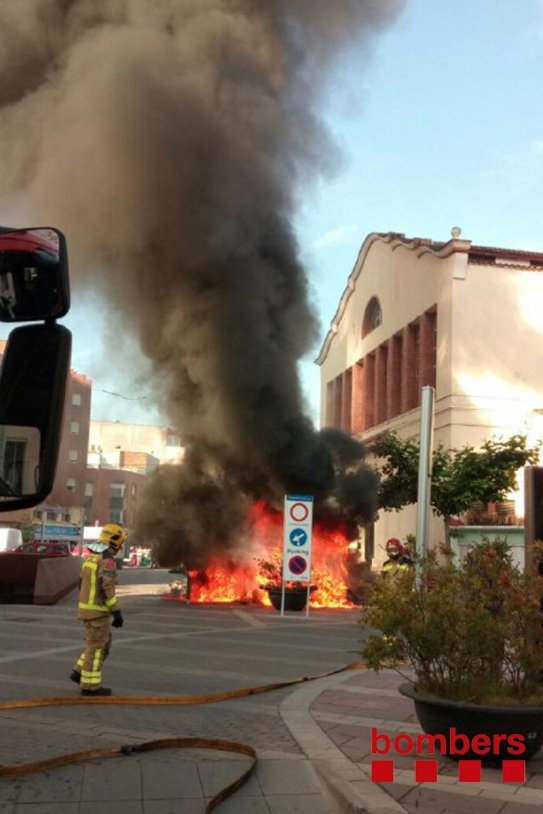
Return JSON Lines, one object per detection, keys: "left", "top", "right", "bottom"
{"left": 280, "top": 669, "right": 408, "bottom": 814}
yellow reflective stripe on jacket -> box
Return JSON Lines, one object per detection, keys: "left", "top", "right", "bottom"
{"left": 78, "top": 557, "right": 109, "bottom": 612}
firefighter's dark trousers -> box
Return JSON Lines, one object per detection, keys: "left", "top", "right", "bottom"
{"left": 74, "top": 616, "right": 112, "bottom": 691}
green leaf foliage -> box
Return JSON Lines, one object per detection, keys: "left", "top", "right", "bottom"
{"left": 371, "top": 432, "right": 540, "bottom": 519}
{"left": 361, "top": 538, "right": 543, "bottom": 703}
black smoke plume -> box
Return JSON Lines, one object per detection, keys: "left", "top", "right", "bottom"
{"left": 0, "top": 1, "right": 404, "bottom": 566}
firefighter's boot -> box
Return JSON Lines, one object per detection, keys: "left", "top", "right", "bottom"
{"left": 70, "top": 670, "right": 81, "bottom": 684}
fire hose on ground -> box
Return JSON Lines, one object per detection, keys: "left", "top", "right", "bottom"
{"left": 0, "top": 661, "right": 364, "bottom": 813}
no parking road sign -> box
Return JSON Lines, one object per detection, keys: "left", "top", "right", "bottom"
{"left": 283, "top": 495, "right": 313, "bottom": 582}
{"left": 288, "top": 554, "right": 308, "bottom": 576}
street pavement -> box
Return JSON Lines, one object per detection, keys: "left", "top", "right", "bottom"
{"left": 0, "top": 566, "right": 359, "bottom": 813}
{"left": 2, "top": 566, "right": 542, "bottom": 814}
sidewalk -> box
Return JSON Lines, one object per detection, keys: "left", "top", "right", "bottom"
{"left": 0, "top": 749, "right": 337, "bottom": 814}
{"left": 283, "top": 666, "right": 543, "bottom": 814}
{"left": 6, "top": 586, "right": 543, "bottom": 814}
{"left": 0, "top": 589, "right": 348, "bottom": 814}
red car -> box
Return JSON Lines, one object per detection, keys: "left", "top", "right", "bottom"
{"left": 16, "top": 541, "right": 72, "bottom": 557}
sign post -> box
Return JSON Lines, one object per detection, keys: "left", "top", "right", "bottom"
{"left": 415, "top": 385, "right": 435, "bottom": 578}
{"left": 282, "top": 495, "right": 313, "bottom": 617}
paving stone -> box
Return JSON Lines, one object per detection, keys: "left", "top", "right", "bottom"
{"left": 197, "top": 760, "right": 260, "bottom": 798}
{"left": 143, "top": 801, "right": 205, "bottom": 814}
{"left": 524, "top": 772, "right": 543, "bottom": 789}
{"left": 81, "top": 759, "right": 142, "bottom": 801}
{"left": 0, "top": 781, "right": 20, "bottom": 805}
{"left": 141, "top": 759, "right": 202, "bottom": 799}
{"left": 79, "top": 802, "right": 143, "bottom": 814}
{"left": 207, "top": 796, "right": 270, "bottom": 814}
{"left": 401, "top": 786, "right": 504, "bottom": 812}
{"left": 256, "top": 759, "right": 321, "bottom": 795}
{"left": 16, "top": 768, "right": 84, "bottom": 804}
{"left": 402, "top": 806, "right": 441, "bottom": 814}
{"left": 495, "top": 803, "right": 543, "bottom": 814}
{"left": 266, "top": 793, "right": 333, "bottom": 814}
{"left": 13, "top": 804, "right": 79, "bottom": 814}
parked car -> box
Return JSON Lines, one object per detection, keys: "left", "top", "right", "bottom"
{"left": 15, "top": 541, "right": 72, "bottom": 557}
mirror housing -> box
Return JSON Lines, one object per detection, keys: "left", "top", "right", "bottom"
{"left": 0, "top": 227, "right": 70, "bottom": 322}
{"left": 0, "top": 324, "right": 71, "bottom": 510}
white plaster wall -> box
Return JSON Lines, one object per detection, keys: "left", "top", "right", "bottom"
{"left": 318, "top": 235, "right": 543, "bottom": 563}
{"left": 449, "top": 263, "right": 543, "bottom": 450}
{"left": 319, "top": 234, "right": 466, "bottom": 449}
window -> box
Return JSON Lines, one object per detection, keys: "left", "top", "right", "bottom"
{"left": 72, "top": 393, "right": 82, "bottom": 407}
{"left": 84, "top": 482, "right": 93, "bottom": 497}
{"left": 362, "top": 297, "right": 382, "bottom": 338}
{"left": 110, "top": 482, "right": 126, "bottom": 499}
{"left": 3, "top": 438, "right": 26, "bottom": 494}
{"left": 109, "top": 509, "right": 124, "bottom": 524}
{"left": 66, "top": 477, "right": 76, "bottom": 492}
{"left": 167, "top": 434, "right": 181, "bottom": 447}
{"left": 70, "top": 421, "right": 80, "bottom": 435}
{"left": 109, "top": 482, "right": 125, "bottom": 512}
{"left": 46, "top": 511, "right": 57, "bottom": 521}
{"left": 83, "top": 488, "right": 93, "bottom": 519}
{"left": 68, "top": 449, "right": 78, "bottom": 463}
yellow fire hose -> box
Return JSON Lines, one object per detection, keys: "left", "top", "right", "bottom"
{"left": 0, "top": 661, "right": 364, "bottom": 813}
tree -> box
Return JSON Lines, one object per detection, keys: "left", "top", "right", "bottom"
{"left": 371, "top": 433, "right": 540, "bottom": 546}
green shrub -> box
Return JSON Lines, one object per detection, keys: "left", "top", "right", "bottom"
{"left": 361, "top": 538, "right": 543, "bottom": 704}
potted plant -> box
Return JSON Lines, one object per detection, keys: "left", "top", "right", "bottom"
{"left": 257, "top": 548, "right": 316, "bottom": 611}
{"left": 361, "top": 537, "right": 543, "bottom": 763}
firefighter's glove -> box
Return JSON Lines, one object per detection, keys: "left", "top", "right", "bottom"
{"left": 111, "top": 610, "right": 124, "bottom": 628}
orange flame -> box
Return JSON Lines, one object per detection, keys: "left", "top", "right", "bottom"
{"left": 186, "top": 501, "right": 357, "bottom": 609}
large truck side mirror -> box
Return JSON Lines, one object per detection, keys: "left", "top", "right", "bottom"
{"left": 0, "top": 227, "right": 69, "bottom": 322}
{"left": 0, "top": 323, "right": 72, "bottom": 510}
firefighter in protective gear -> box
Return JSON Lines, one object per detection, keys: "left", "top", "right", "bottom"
{"left": 70, "top": 524, "right": 126, "bottom": 696}
{"left": 381, "top": 537, "right": 414, "bottom": 580}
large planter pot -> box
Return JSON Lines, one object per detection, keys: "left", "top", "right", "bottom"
{"left": 266, "top": 586, "right": 316, "bottom": 612}
{"left": 399, "top": 681, "right": 543, "bottom": 763}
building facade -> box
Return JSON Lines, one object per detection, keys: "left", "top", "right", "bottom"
{"left": 89, "top": 421, "right": 183, "bottom": 469}
{"left": 85, "top": 421, "right": 184, "bottom": 528}
{"left": 47, "top": 370, "right": 92, "bottom": 510}
{"left": 82, "top": 467, "right": 148, "bottom": 528}
{"left": 318, "top": 231, "right": 543, "bottom": 560}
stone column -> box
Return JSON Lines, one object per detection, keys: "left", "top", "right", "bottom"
{"left": 351, "top": 361, "right": 364, "bottom": 434}
{"left": 419, "top": 310, "right": 436, "bottom": 388}
{"left": 341, "top": 368, "right": 352, "bottom": 432}
{"left": 374, "top": 344, "right": 388, "bottom": 426}
{"left": 386, "top": 335, "right": 402, "bottom": 420}
{"left": 401, "top": 324, "right": 418, "bottom": 412}
{"left": 364, "top": 353, "right": 376, "bottom": 430}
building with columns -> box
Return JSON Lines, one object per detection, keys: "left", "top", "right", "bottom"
{"left": 317, "top": 231, "right": 543, "bottom": 562}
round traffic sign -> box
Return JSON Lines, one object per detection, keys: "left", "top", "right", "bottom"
{"left": 289, "top": 502, "right": 309, "bottom": 522}
{"left": 288, "top": 555, "right": 307, "bottom": 575}
{"left": 289, "top": 528, "right": 308, "bottom": 547}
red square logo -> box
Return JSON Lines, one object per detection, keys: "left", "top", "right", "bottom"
{"left": 415, "top": 759, "right": 438, "bottom": 783}
{"left": 502, "top": 760, "right": 526, "bottom": 784}
{"left": 458, "top": 760, "right": 481, "bottom": 782}
{"left": 371, "top": 760, "right": 394, "bottom": 783}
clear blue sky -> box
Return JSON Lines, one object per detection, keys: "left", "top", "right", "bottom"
{"left": 5, "top": 0, "right": 543, "bottom": 427}
{"left": 296, "top": 0, "right": 543, "bottom": 421}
